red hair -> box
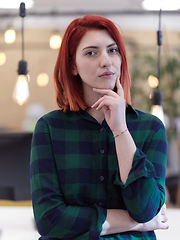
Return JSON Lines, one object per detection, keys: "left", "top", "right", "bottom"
{"left": 54, "top": 15, "right": 131, "bottom": 111}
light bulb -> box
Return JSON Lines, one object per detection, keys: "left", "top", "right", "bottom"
{"left": 37, "top": 73, "right": 49, "bottom": 87}
{"left": 49, "top": 35, "right": 62, "bottom": 49}
{"left": 151, "top": 90, "right": 165, "bottom": 125}
{"left": 148, "top": 75, "right": 159, "bottom": 88}
{"left": 5, "top": 29, "right": 16, "bottom": 43}
{"left": 142, "top": 0, "right": 180, "bottom": 11}
{"left": 13, "top": 75, "right": 29, "bottom": 105}
{"left": 151, "top": 105, "right": 165, "bottom": 125}
{"left": 0, "top": 0, "right": 34, "bottom": 9}
{"left": 0, "top": 52, "right": 6, "bottom": 65}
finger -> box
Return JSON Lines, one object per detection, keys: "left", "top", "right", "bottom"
{"left": 160, "top": 205, "right": 167, "bottom": 216}
{"left": 164, "top": 223, "right": 169, "bottom": 229}
{"left": 161, "top": 203, "right": 166, "bottom": 209}
{"left": 160, "top": 211, "right": 168, "bottom": 222}
{"left": 92, "top": 96, "right": 115, "bottom": 110}
{"left": 162, "top": 215, "right": 168, "bottom": 223}
{"left": 161, "top": 222, "right": 169, "bottom": 230}
{"left": 91, "top": 95, "right": 105, "bottom": 109}
{"left": 91, "top": 95, "right": 107, "bottom": 109}
{"left": 93, "top": 88, "right": 117, "bottom": 97}
{"left": 116, "top": 76, "right": 124, "bottom": 98}
{"left": 158, "top": 222, "right": 169, "bottom": 230}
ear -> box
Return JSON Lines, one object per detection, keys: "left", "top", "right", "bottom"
{"left": 72, "top": 65, "right": 78, "bottom": 76}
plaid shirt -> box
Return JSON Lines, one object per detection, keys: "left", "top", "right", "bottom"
{"left": 30, "top": 105, "right": 167, "bottom": 240}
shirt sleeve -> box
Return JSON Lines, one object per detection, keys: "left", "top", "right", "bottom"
{"left": 113, "top": 119, "right": 167, "bottom": 223}
{"left": 30, "top": 117, "right": 107, "bottom": 239}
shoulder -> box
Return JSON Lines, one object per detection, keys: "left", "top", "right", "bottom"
{"left": 41, "top": 109, "right": 64, "bottom": 120}
{"left": 39, "top": 108, "right": 76, "bottom": 120}
{"left": 35, "top": 109, "right": 79, "bottom": 129}
{"left": 136, "top": 109, "right": 161, "bottom": 121}
{"left": 36, "top": 109, "right": 63, "bottom": 125}
{"left": 136, "top": 109, "right": 165, "bottom": 128}
{"left": 127, "top": 105, "right": 165, "bottom": 133}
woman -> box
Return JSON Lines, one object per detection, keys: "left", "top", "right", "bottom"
{"left": 30, "top": 15, "right": 168, "bottom": 239}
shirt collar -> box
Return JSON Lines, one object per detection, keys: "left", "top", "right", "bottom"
{"left": 77, "top": 104, "right": 138, "bottom": 123}
{"left": 77, "top": 109, "right": 109, "bottom": 128}
{"left": 126, "top": 104, "right": 139, "bottom": 119}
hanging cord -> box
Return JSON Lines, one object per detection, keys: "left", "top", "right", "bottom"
{"left": 21, "top": 17, "right": 24, "bottom": 60}
{"left": 157, "top": 9, "right": 162, "bottom": 90}
{"left": 152, "top": 8, "right": 163, "bottom": 106}
{"left": 19, "top": 2, "right": 26, "bottom": 61}
{"left": 18, "top": 2, "right": 27, "bottom": 75}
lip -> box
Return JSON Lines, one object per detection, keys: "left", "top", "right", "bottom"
{"left": 99, "top": 71, "right": 115, "bottom": 77}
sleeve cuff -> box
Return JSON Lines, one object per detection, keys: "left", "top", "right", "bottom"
{"left": 113, "top": 148, "right": 157, "bottom": 188}
{"left": 94, "top": 204, "right": 107, "bottom": 227}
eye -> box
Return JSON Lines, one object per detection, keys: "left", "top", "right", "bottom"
{"left": 85, "top": 51, "right": 96, "bottom": 56}
{"left": 108, "top": 48, "right": 119, "bottom": 54}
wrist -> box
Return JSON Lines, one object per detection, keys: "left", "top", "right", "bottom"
{"left": 131, "top": 223, "right": 144, "bottom": 231}
{"left": 113, "top": 128, "right": 128, "bottom": 138}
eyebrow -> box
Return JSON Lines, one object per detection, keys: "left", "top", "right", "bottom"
{"left": 82, "top": 43, "right": 117, "bottom": 51}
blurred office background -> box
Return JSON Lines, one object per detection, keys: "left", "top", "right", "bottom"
{"left": 0, "top": 0, "right": 180, "bottom": 239}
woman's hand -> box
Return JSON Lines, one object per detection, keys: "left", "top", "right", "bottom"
{"left": 101, "top": 204, "right": 168, "bottom": 236}
{"left": 92, "top": 76, "right": 136, "bottom": 184}
{"left": 133, "top": 204, "right": 169, "bottom": 232}
{"left": 91, "top": 76, "right": 127, "bottom": 135}
{"left": 143, "top": 204, "right": 169, "bottom": 231}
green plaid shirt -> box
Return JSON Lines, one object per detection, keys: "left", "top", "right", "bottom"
{"left": 30, "top": 105, "right": 167, "bottom": 240}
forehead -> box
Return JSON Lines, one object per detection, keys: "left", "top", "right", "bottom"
{"left": 78, "top": 30, "right": 116, "bottom": 49}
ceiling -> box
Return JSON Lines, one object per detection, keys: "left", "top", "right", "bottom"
{"left": 0, "top": 0, "right": 147, "bottom": 13}
{"left": 0, "top": 0, "right": 180, "bottom": 31}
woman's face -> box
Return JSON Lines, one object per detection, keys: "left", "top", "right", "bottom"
{"left": 73, "top": 30, "right": 121, "bottom": 94}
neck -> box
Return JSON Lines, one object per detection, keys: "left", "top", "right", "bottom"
{"left": 86, "top": 107, "right": 104, "bottom": 124}
{"left": 83, "top": 87, "right": 105, "bottom": 123}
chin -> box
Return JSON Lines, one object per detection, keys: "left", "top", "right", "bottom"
{"left": 103, "top": 84, "right": 116, "bottom": 90}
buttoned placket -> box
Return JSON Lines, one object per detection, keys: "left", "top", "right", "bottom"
{"left": 77, "top": 111, "right": 110, "bottom": 208}
{"left": 97, "top": 125, "right": 107, "bottom": 207}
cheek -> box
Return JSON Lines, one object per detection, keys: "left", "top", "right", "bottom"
{"left": 119, "top": 64, "right": 122, "bottom": 75}
{"left": 118, "top": 60, "right": 122, "bottom": 75}
{"left": 78, "top": 65, "right": 89, "bottom": 78}
{"left": 77, "top": 61, "right": 95, "bottom": 78}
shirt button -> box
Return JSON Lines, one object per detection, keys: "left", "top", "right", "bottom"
{"left": 100, "top": 176, "right": 104, "bottom": 181}
{"left": 100, "top": 128, "right": 104, "bottom": 132}
{"left": 100, "top": 149, "right": 104, "bottom": 154}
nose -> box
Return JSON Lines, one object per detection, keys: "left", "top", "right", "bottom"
{"left": 100, "top": 51, "right": 112, "bottom": 69}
